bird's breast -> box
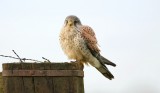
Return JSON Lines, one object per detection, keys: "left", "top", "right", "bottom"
{"left": 60, "top": 27, "right": 84, "bottom": 60}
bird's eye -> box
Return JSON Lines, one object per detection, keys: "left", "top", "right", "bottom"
{"left": 74, "top": 20, "right": 77, "bottom": 24}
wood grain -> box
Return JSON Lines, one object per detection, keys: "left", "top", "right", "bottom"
{"left": 2, "top": 62, "right": 84, "bottom": 93}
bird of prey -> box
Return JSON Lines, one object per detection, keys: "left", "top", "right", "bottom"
{"left": 59, "top": 15, "right": 116, "bottom": 80}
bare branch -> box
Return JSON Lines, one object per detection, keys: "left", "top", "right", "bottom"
{"left": 0, "top": 55, "right": 20, "bottom": 60}
{"left": 22, "top": 58, "right": 43, "bottom": 63}
{"left": 0, "top": 54, "right": 43, "bottom": 63}
{"left": 12, "top": 50, "right": 23, "bottom": 63}
{"left": 42, "top": 57, "right": 51, "bottom": 63}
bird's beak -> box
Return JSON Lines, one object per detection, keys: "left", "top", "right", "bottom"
{"left": 68, "top": 20, "right": 73, "bottom": 26}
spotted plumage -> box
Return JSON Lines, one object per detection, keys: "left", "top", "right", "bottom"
{"left": 59, "top": 15, "right": 116, "bottom": 80}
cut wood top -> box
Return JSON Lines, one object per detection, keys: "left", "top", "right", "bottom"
{"left": 2, "top": 62, "right": 84, "bottom": 70}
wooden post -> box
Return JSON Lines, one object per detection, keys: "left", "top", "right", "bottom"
{"left": 2, "top": 62, "right": 84, "bottom": 93}
{"left": 0, "top": 72, "right": 3, "bottom": 93}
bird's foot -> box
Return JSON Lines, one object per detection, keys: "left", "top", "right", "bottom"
{"left": 70, "top": 60, "right": 77, "bottom": 63}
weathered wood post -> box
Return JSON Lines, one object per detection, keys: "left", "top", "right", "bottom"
{"left": 0, "top": 72, "right": 3, "bottom": 93}
{"left": 2, "top": 62, "right": 84, "bottom": 93}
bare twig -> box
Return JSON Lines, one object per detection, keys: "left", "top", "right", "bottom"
{"left": 0, "top": 54, "right": 43, "bottom": 63}
{"left": 12, "top": 50, "right": 23, "bottom": 63}
{"left": 0, "top": 50, "right": 50, "bottom": 63}
{"left": 0, "top": 55, "right": 20, "bottom": 60}
{"left": 21, "top": 58, "right": 43, "bottom": 63}
{"left": 42, "top": 57, "right": 51, "bottom": 63}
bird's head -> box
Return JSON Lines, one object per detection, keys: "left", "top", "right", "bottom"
{"left": 64, "top": 15, "right": 82, "bottom": 27}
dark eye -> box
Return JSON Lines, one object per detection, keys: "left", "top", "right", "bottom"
{"left": 74, "top": 20, "right": 78, "bottom": 24}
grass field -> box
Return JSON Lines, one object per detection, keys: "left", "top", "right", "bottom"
{"left": 0, "top": 72, "right": 3, "bottom": 93}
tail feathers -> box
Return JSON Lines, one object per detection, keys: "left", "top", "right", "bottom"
{"left": 96, "top": 66, "right": 114, "bottom": 80}
{"left": 100, "top": 56, "right": 116, "bottom": 67}
{"left": 89, "top": 50, "right": 116, "bottom": 79}
{"left": 95, "top": 54, "right": 116, "bottom": 80}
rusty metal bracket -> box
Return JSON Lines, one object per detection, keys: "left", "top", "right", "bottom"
{"left": 2, "top": 70, "right": 84, "bottom": 77}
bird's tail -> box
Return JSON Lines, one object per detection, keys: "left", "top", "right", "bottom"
{"left": 96, "top": 55, "right": 116, "bottom": 80}
{"left": 96, "top": 65, "right": 114, "bottom": 80}
{"left": 100, "top": 55, "right": 116, "bottom": 67}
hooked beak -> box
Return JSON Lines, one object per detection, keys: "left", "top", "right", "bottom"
{"left": 68, "top": 20, "right": 73, "bottom": 26}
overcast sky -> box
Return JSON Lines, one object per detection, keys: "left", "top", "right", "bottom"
{"left": 0, "top": 0, "right": 160, "bottom": 93}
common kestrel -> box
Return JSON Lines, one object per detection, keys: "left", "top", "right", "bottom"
{"left": 59, "top": 15, "right": 116, "bottom": 80}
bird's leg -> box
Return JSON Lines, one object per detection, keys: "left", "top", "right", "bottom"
{"left": 70, "top": 60, "right": 84, "bottom": 65}
{"left": 70, "top": 60, "right": 84, "bottom": 67}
